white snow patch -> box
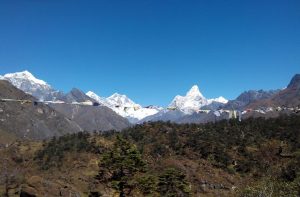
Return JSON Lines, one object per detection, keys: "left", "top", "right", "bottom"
{"left": 207, "top": 96, "right": 228, "bottom": 104}
{"left": 86, "top": 91, "right": 161, "bottom": 122}
{"left": 4, "top": 70, "right": 47, "bottom": 86}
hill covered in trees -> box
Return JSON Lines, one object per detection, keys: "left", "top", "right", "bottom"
{"left": 1, "top": 114, "right": 300, "bottom": 196}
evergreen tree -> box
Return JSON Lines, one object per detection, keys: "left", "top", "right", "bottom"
{"left": 97, "top": 135, "right": 146, "bottom": 197}
{"left": 158, "top": 168, "right": 191, "bottom": 197}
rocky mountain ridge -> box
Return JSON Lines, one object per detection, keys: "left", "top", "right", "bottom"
{"left": 1, "top": 70, "right": 300, "bottom": 125}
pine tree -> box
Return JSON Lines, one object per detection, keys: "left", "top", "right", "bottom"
{"left": 158, "top": 168, "right": 191, "bottom": 197}
{"left": 97, "top": 135, "right": 146, "bottom": 197}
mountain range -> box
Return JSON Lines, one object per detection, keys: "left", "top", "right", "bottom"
{"left": 1, "top": 70, "right": 300, "bottom": 140}
{"left": 168, "top": 85, "right": 228, "bottom": 114}
{"left": 0, "top": 71, "right": 132, "bottom": 140}
{"left": 0, "top": 71, "right": 229, "bottom": 123}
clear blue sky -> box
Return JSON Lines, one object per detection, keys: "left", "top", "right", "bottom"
{"left": 0, "top": 0, "right": 299, "bottom": 106}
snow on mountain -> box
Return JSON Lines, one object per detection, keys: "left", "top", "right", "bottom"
{"left": 4, "top": 70, "right": 48, "bottom": 85}
{"left": 86, "top": 92, "right": 161, "bottom": 123}
{"left": 106, "top": 93, "right": 161, "bottom": 122}
{"left": 86, "top": 91, "right": 109, "bottom": 106}
{"left": 106, "top": 93, "right": 139, "bottom": 108}
{"left": 144, "top": 105, "right": 164, "bottom": 111}
{"left": 1, "top": 70, "right": 62, "bottom": 101}
{"left": 1, "top": 71, "right": 229, "bottom": 123}
{"left": 0, "top": 71, "right": 160, "bottom": 123}
{"left": 207, "top": 96, "right": 228, "bottom": 104}
{"left": 169, "top": 85, "right": 208, "bottom": 114}
{"left": 168, "top": 85, "right": 227, "bottom": 114}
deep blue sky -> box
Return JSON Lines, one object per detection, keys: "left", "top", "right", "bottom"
{"left": 0, "top": 0, "right": 299, "bottom": 106}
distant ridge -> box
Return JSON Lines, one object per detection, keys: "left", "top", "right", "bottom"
{"left": 1, "top": 70, "right": 300, "bottom": 124}
{"left": 247, "top": 74, "right": 300, "bottom": 108}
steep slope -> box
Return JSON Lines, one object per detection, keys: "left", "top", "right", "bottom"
{"left": 60, "top": 88, "right": 97, "bottom": 103}
{"left": 288, "top": 74, "right": 300, "bottom": 89}
{"left": 0, "top": 80, "right": 82, "bottom": 140}
{"left": 270, "top": 74, "right": 300, "bottom": 107}
{"left": 48, "top": 103, "right": 131, "bottom": 131}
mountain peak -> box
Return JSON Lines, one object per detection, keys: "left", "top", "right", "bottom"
{"left": 1, "top": 70, "right": 57, "bottom": 101}
{"left": 70, "top": 88, "right": 84, "bottom": 94}
{"left": 86, "top": 91, "right": 102, "bottom": 100}
{"left": 20, "top": 70, "right": 32, "bottom": 76}
{"left": 85, "top": 92, "right": 160, "bottom": 123}
{"left": 186, "top": 85, "right": 204, "bottom": 98}
{"left": 168, "top": 85, "right": 207, "bottom": 114}
{"left": 86, "top": 91, "right": 97, "bottom": 96}
{"left": 107, "top": 93, "right": 136, "bottom": 106}
{"left": 86, "top": 91, "right": 109, "bottom": 106}
{"left": 60, "top": 88, "right": 94, "bottom": 103}
{"left": 4, "top": 70, "right": 47, "bottom": 85}
{"left": 110, "top": 93, "right": 126, "bottom": 98}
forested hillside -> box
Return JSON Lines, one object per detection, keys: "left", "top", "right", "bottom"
{"left": 1, "top": 114, "right": 300, "bottom": 196}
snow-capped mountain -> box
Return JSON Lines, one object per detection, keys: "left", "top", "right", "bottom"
{"left": 87, "top": 92, "right": 140, "bottom": 110}
{"left": 107, "top": 93, "right": 140, "bottom": 109}
{"left": 86, "top": 91, "right": 109, "bottom": 106}
{"left": 168, "top": 85, "right": 227, "bottom": 114}
{"left": 0, "top": 71, "right": 161, "bottom": 123}
{"left": 3, "top": 70, "right": 300, "bottom": 125}
{"left": 169, "top": 85, "right": 208, "bottom": 114}
{"left": 86, "top": 92, "right": 161, "bottom": 123}
{"left": 2, "top": 71, "right": 231, "bottom": 123}
{"left": 1, "top": 70, "right": 63, "bottom": 101}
